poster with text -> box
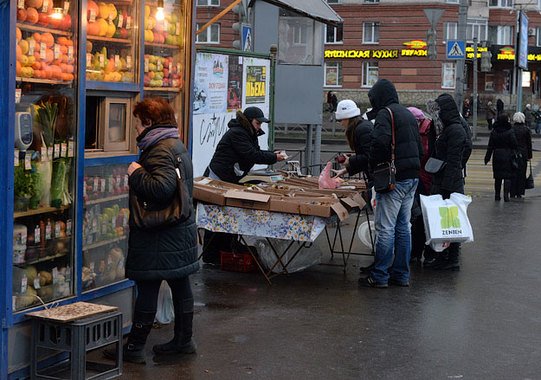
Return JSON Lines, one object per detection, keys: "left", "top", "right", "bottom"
{"left": 227, "top": 56, "right": 243, "bottom": 111}
{"left": 193, "top": 53, "right": 229, "bottom": 115}
{"left": 244, "top": 63, "right": 267, "bottom": 105}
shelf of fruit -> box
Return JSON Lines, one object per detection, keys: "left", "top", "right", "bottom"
{"left": 16, "top": 23, "right": 72, "bottom": 37}
{"left": 85, "top": 193, "right": 128, "bottom": 206}
{"left": 16, "top": 77, "right": 73, "bottom": 85}
{"left": 144, "top": 86, "right": 180, "bottom": 92}
{"left": 14, "top": 252, "right": 67, "bottom": 268}
{"left": 84, "top": 235, "right": 127, "bottom": 251}
{"left": 87, "top": 35, "right": 131, "bottom": 44}
{"left": 145, "top": 42, "right": 180, "bottom": 50}
{"left": 14, "top": 205, "right": 69, "bottom": 219}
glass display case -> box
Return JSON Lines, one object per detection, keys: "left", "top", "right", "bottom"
{"left": 13, "top": 0, "right": 78, "bottom": 312}
{"left": 82, "top": 164, "right": 129, "bottom": 291}
{"left": 85, "top": 0, "right": 138, "bottom": 83}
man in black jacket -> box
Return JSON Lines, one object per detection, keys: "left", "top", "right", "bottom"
{"left": 360, "top": 79, "right": 423, "bottom": 288}
{"left": 202, "top": 107, "right": 286, "bottom": 265}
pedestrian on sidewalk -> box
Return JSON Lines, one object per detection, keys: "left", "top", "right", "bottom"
{"left": 359, "top": 79, "right": 422, "bottom": 288}
{"left": 524, "top": 104, "right": 533, "bottom": 129}
{"left": 486, "top": 101, "right": 496, "bottom": 130}
{"left": 104, "top": 97, "right": 199, "bottom": 364}
{"left": 484, "top": 112, "right": 518, "bottom": 202}
{"left": 510, "top": 112, "right": 533, "bottom": 198}
{"left": 425, "top": 94, "right": 469, "bottom": 271}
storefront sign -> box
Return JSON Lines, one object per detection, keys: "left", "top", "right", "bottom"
{"left": 465, "top": 46, "right": 488, "bottom": 59}
{"left": 325, "top": 49, "right": 428, "bottom": 59}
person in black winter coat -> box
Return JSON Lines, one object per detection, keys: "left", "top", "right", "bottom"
{"left": 426, "top": 93, "right": 468, "bottom": 271}
{"left": 358, "top": 79, "right": 423, "bottom": 288}
{"left": 333, "top": 99, "right": 373, "bottom": 182}
{"left": 510, "top": 112, "right": 533, "bottom": 198}
{"left": 485, "top": 112, "right": 519, "bottom": 202}
{"left": 202, "top": 107, "right": 286, "bottom": 265}
{"left": 104, "top": 98, "right": 199, "bottom": 364}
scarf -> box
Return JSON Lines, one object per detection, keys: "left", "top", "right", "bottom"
{"left": 137, "top": 126, "right": 179, "bottom": 151}
{"left": 426, "top": 100, "right": 443, "bottom": 136}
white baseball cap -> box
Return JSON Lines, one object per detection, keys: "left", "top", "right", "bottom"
{"left": 335, "top": 99, "right": 361, "bottom": 121}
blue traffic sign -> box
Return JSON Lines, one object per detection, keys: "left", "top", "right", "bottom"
{"left": 446, "top": 40, "right": 465, "bottom": 59}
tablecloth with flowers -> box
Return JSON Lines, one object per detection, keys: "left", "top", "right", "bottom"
{"left": 196, "top": 203, "right": 327, "bottom": 242}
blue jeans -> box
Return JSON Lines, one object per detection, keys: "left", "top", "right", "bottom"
{"left": 371, "top": 178, "right": 419, "bottom": 284}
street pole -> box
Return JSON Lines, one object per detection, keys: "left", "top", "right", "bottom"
{"left": 454, "top": 0, "right": 468, "bottom": 109}
{"left": 515, "top": 10, "right": 523, "bottom": 113}
{"left": 473, "top": 37, "right": 478, "bottom": 140}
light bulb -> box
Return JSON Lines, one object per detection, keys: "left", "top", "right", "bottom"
{"left": 156, "top": 0, "right": 165, "bottom": 21}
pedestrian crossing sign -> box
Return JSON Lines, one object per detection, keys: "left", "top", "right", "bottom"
{"left": 446, "top": 40, "right": 465, "bottom": 59}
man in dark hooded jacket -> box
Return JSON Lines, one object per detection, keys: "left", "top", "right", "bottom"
{"left": 359, "top": 79, "right": 423, "bottom": 288}
{"left": 427, "top": 93, "right": 468, "bottom": 271}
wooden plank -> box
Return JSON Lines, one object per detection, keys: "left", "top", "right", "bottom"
{"left": 26, "top": 302, "right": 118, "bottom": 322}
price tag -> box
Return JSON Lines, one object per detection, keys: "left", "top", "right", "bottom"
{"left": 54, "top": 44, "right": 60, "bottom": 59}
{"left": 46, "top": 222, "right": 52, "bottom": 240}
{"left": 114, "top": 55, "right": 120, "bottom": 69}
{"left": 28, "top": 39, "right": 35, "bottom": 56}
{"left": 86, "top": 53, "right": 92, "bottom": 67}
{"left": 14, "top": 150, "right": 19, "bottom": 166}
{"left": 61, "top": 142, "right": 67, "bottom": 157}
{"left": 41, "top": 147, "right": 47, "bottom": 161}
{"left": 117, "top": 14, "right": 124, "bottom": 28}
{"left": 63, "top": 1, "right": 70, "bottom": 14}
{"left": 144, "top": 57, "right": 149, "bottom": 72}
{"left": 68, "top": 46, "right": 74, "bottom": 61}
{"left": 54, "top": 143, "right": 61, "bottom": 159}
{"left": 93, "top": 177, "right": 99, "bottom": 192}
{"left": 18, "top": 0, "right": 25, "bottom": 9}
{"left": 176, "top": 22, "right": 181, "bottom": 35}
{"left": 157, "top": 60, "right": 163, "bottom": 71}
{"left": 40, "top": 42, "right": 47, "bottom": 60}
{"left": 177, "top": 63, "right": 181, "bottom": 74}
{"left": 34, "top": 225, "right": 41, "bottom": 244}
{"left": 47, "top": 147, "right": 53, "bottom": 160}
{"left": 89, "top": 9, "right": 96, "bottom": 22}
{"left": 111, "top": 216, "right": 116, "bottom": 229}
{"left": 25, "top": 154, "right": 32, "bottom": 170}
{"left": 42, "top": 1, "right": 49, "bottom": 13}
{"left": 66, "top": 219, "right": 72, "bottom": 236}
{"left": 34, "top": 276, "right": 41, "bottom": 290}
{"left": 68, "top": 140, "right": 74, "bottom": 157}
{"left": 100, "top": 178, "right": 106, "bottom": 193}
{"left": 52, "top": 267, "right": 59, "bottom": 284}
{"left": 126, "top": 55, "right": 132, "bottom": 69}
{"left": 55, "top": 222, "right": 61, "bottom": 238}
{"left": 99, "top": 54, "right": 105, "bottom": 68}
{"left": 15, "top": 88, "right": 21, "bottom": 104}
{"left": 126, "top": 16, "right": 132, "bottom": 29}
{"left": 124, "top": 174, "right": 129, "bottom": 189}
{"left": 21, "top": 275, "right": 28, "bottom": 294}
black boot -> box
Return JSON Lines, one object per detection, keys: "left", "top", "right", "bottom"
{"left": 104, "top": 311, "right": 154, "bottom": 364}
{"left": 503, "top": 180, "right": 511, "bottom": 202}
{"left": 153, "top": 298, "right": 197, "bottom": 356}
{"left": 434, "top": 244, "right": 460, "bottom": 271}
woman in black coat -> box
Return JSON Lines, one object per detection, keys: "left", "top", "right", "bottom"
{"left": 510, "top": 112, "right": 533, "bottom": 198}
{"left": 105, "top": 98, "right": 199, "bottom": 364}
{"left": 485, "top": 113, "right": 518, "bottom": 202}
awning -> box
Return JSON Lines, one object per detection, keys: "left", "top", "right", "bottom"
{"left": 249, "top": 0, "right": 343, "bottom": 26}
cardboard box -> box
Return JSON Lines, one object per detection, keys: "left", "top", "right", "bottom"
{"left": 224, "top": 190, "right": 271, "bottom": 211}
{"left": 193, "top": 177, "right": 246, "bottom": 206}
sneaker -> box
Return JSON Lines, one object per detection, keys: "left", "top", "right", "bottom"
{"left": 359, "top": 262, "right": 375, "bottom": 274}
{"left": 389, "top": 278, "right": 410, "bottom": 287}
{"left": 358, "top": 276, "right": 388, "bottom": 288}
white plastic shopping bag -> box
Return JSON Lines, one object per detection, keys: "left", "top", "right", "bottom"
{"left": 155, "top": 281, "right": 174, "bottom": 325}
{"left": 420, "top": 193, "right": 474, "bottom": 251}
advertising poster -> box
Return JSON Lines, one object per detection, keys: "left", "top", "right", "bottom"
{"left": 227, "top": 56, "right": 243, "bottom": 111}
{"left": 193, "top": 53, "right": 229, "bottom": 115}
{"left": 192, "top": 53, "right": 271, "bottom": 177}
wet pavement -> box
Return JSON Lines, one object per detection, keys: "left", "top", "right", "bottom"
{"left": 112, "top": 186, "right": 541, "bottom": 379}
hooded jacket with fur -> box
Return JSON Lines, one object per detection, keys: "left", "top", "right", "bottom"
{"left": 209, "top": 110, "right": 277, "bottom": 183}
{"left": 367, "top": 79, "right": 423, "bottom": 181}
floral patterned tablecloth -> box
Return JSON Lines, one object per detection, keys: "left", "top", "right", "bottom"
{"left": 196, "top": 203, "right": 327, "bottom": 242}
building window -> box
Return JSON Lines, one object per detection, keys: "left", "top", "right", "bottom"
{"left": 446, "top": 0, "right": 459, "bottom": 3}
{"left": 278, "top": 11, "right": 323, "bottom": 65}
{"left": 364, "top": 0, "right": 380, "bottom": 3}
{"left": 195, "top": 23, "right": 220, "bottom": 44}
{"left": 325, "top": 62, "right": 342, "bottom": 87}
{"left": 442, "top": 62, "right": 456, "bottom": 89}
{"left": 446, "top": 22, "right": 458, "bottom": 41}
{"left": 485, "top": 74, "right": 494, "bottom": 91}
{"left": 362, "top": 61, "right": 378, "bottom": 87}
{"left": 489, "top": 0, "right": 513, "bottom": 7}
{"left": 325, "top": 24, "right": 343, "bottom": 44}
{"left": 496, "top": 25, "right": 514, "bottom": 45}
{"left": 196, "top": 0, "right": 219, "bottom": 5}
{"left": 467, "top": 19, "right": 487, "bottom": 42}
{"left": 363, "top": 22, "right": 379, "bottom": 44}
{"left": 537, "top": 28, "right": 541, "bottom": 46}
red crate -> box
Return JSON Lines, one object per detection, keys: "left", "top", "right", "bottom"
{"left": 220, "top": 251, "right": 256, "bottom": 273}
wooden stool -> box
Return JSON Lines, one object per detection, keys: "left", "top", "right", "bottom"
{"left": 28, "top": 302, "right": 122, "bottom": 380}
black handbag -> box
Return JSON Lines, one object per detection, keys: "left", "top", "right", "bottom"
{"left": 131, "top": 155, "right": 191, "bottom": 229}
{"left": 511, "top": 151, "right": 522, "bottom": 170}
{"left": 424, "top": 157, "right": 446, "bottom": 174}
{"left": 526, "top": 161, "right": 535, "bottom": 190}
{"left": 372, "top": 107, "right": 396, "bottom": 193}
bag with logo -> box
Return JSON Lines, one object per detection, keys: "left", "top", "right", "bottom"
{"left": 420, "top": 193, "right": 474, "bottom": 251}
{"left": 372, "top": 107, "right": 397, "bottom": 193}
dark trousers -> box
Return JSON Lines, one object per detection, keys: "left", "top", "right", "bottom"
{"left": 494, "top": 178, "right": 511, "bottom": 200}
{"left": 134, "top": 277, "right": 193, "bottom": 318}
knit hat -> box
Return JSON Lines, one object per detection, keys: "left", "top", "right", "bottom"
{"left": 335, "top": 100, "right": 361, "bottom": 121}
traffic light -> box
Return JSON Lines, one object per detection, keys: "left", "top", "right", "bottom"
{"left": 480, "top": 51, "right": 492, "bottom": 72}
{"left": 427, "top": 29, "right": 437, "bottom": 60}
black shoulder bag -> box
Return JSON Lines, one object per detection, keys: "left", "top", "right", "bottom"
{"left": 372, "top": 107, "right": 397, "bottom": 193}
{"left": 131, "top": 154, "right": 192, "bottom": 229}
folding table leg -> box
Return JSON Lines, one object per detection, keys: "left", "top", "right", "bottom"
{"left": 238, "top": 235, "right": 272, "bottom": 285}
